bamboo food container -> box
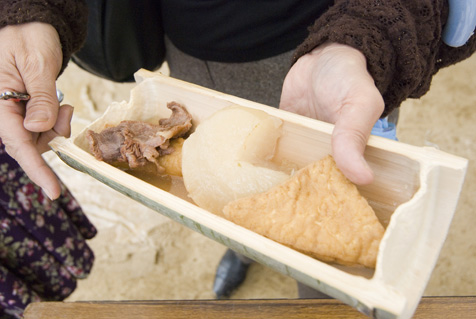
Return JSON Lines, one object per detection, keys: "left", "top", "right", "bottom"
{"left": 49, "top": 70, "right": 468, "bottom": 319}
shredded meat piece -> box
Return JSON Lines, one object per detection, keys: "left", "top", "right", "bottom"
{"left": 87, "top": 101, "right": 192, "bottom": 173}
{"left": 158, "top": 102, "right": 194, "bottom": 139}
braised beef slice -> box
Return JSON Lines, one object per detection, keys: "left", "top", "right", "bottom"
{"left": 87, "top": 126, "right": 125, "bottom": 162}
{"left": 87, "top": 102, "right": 192, "bottom": 171}
{"left": 158, "top": 101, "right": 193, "bottom": 138}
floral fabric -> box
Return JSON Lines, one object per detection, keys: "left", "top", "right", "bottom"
{"left": 0, "top": 140, "right": 97, "bottom": 319}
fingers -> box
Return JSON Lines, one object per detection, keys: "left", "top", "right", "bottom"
{"left": 23, "top": 82, "right": 61, "bottom": 132}
{"left": 0, "top": 23, "right": 63, "bottom": 132}
{"left": 54, "top": 104, "right": 74, "bottom": 137}
{"left": 0, "top": 23, "right": 64, "bottom": 198}
{"left": 331, "top": 96, "right": 383, "bottom": 185}
{"left": 0, "top": 22, "right": 62, "bottom": 138}
{"left": 332, "top": 124, "right": 374, "bottom": 185}
{"left": 0, "top": 109, "right": 61, "bottom": 200}
{"left": 0, "top": 104, "right": 73, "bottom": 200}
{"left": 36, "top": 104, "right": 74, "bottom": 152}
{"left": 18, "top": 24, "right": 63, "bottom": 132}
{"left": 14, "top": 146, "right": 61, "bottom": 200}
{"left": 30, "top": 105, "right": 73, "bottom": 198}
{"left": 286, "top": 42, "right": 385, "bottom": 185}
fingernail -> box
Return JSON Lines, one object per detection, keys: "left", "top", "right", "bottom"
{"left": 68, "top": 106, "right": 74, "bottom": 121}
{"left": 42, "top": 188, "right": 54, "bottom": 201}
{"left": 27, "top": 112, "right": 49, "bottom": 123}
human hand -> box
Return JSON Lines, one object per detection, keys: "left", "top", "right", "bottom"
{"left": 0, "top": 23, "right": 72, "bottom": 199}
{"left": 280, "top": 43, "right": 384, "bottom": 185}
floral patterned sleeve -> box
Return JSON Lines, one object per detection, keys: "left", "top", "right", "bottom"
{"left": 0, "top": 141, "right": 97, "bottom": 318}
{"left": 293, "top": 0, "right": 476, "bottom": 117}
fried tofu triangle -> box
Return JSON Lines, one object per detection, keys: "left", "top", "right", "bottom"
{"left": 223, "top": 155, "right": 385, "bottom": 268}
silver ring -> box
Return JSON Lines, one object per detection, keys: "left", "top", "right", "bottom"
{"left": 0, "top": 91, "right": 30, "bottom": 102}
{"left": 0, "top": 90, "right": 64, "bottom": 103}
{"left": 56, "top": 89, "right": 64, "bottom": 103}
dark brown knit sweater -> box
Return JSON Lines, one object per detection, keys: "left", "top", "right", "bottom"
{"left": 1, "top": 0, "right": 475, "bottom": 116}
{"left": 293, "top": 0, "right": 476, "bottom": 116}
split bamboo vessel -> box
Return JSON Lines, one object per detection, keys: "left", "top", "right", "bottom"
{"left": 49, "top": 69, "right": 468, "bottom": 319}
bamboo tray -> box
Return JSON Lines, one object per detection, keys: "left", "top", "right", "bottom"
{"left": 49, "top": 69, "right": 468, "bottom": 319}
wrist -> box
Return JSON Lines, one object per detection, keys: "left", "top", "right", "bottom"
{"left": 308, "top": 42, "right": 367, "bottom": 66}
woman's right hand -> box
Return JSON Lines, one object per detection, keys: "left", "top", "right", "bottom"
{"left": 0, "top": 22, "right": 73, "bottom": 200}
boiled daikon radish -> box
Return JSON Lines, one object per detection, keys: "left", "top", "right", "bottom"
{"left": 182, "top": 105, "right": 290, "bottom": 215}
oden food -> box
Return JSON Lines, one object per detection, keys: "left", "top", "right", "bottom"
{"left": 90, "top": 103, "right": 385, "bottom": 268}
{"left": 182, "top": 105, "right": 291, "bottom": 215}
{"left": 223, "top": 155, "right": 385, "bottom": 268}
{"left": 182, "top": 106, "right": 384, "bottom": 268}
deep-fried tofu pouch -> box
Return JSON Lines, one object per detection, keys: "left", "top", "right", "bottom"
{"left": 223, "top": 155, "right": 385, "bottom": 268}
{"left": 157, "top": 137, "right": 184, "bottom": 177}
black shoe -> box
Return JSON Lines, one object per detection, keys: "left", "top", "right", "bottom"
{"left": 213, "top": 249, "right": 251, "bottom": 299}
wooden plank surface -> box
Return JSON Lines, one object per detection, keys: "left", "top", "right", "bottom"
{"left": 24, "top": 296, "right": 476, "bottom": 319}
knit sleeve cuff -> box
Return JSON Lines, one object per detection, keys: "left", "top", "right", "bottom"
{"left": 293, "top": 0, "right": 447, "bottom": 117}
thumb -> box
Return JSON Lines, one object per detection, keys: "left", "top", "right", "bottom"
{"left": 23, "top": 80, "right": 61, "bottom": 133}
{"left": 331, "top": 106, "right": 380, "bottom": 185}
{"left": 18, "top": 23, "right": 63, "bottom": 132}
{"left": 332, "top": 125, "right": 374, "bottom": 185}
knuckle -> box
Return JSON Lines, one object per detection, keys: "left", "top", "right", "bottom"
{"left": 3, "top": 140, "right": 22, "bottom": 160}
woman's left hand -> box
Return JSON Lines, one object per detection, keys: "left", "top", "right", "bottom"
{"left": 280, "top": 42, "right": 385, "bottom": 185}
